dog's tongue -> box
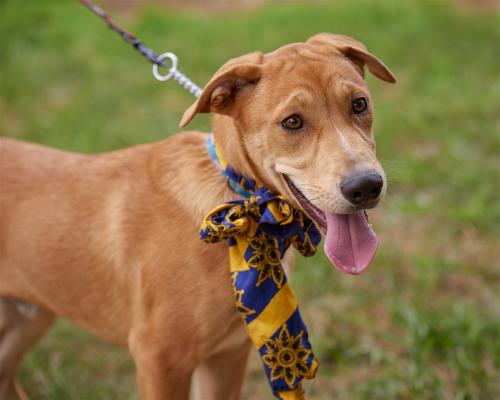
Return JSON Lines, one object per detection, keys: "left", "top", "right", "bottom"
{"left": 324, "top": 211, "right": 378, "bottom": 275}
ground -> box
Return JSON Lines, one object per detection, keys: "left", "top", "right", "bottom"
{"left": 0, "top": 0, "right": 499, "bottom": 399}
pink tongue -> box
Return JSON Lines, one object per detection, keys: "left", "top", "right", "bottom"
{"left": 324, "top": 211, "right": 378, "bottom": 275}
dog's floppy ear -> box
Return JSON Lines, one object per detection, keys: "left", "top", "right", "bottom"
{"left": 180, "top": 52, "right": 264, "bottom": 127}
{"left": 307, "top": 33, "right": 396, "bottom": 83}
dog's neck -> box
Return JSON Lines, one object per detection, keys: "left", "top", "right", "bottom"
{"left": 212, "top": 114, "right": 268, "bottom": 187}
{"left": 159, "top": 116, "right": 269, "bottom": 227}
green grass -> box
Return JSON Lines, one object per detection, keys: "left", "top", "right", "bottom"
{"left": 1, "top": 0, "right": 499, "bottom": 399}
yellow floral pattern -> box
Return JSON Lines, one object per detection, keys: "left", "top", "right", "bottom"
{"left": 247, "top": 233, "right": 284, "bottom": 288}
{"left": 262, "top": 324, "right": 316, "bottom": 388}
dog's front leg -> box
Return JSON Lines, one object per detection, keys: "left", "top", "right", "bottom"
{"left": 192, "top": 341, "right": 252, "bottom": 400}
{"left": 129, "top": 327, "right": 195, "bottom": 400}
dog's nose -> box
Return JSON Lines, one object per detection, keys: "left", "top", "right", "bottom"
{"left": 340, "top": 171, "right": 383, "bottom": 206}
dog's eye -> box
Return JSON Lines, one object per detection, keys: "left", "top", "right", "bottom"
{"left": 352, "top": 97, "right": 368, "bottom": 114}
{"left": 281, "top": 115, "right": 303, "bottom": 130}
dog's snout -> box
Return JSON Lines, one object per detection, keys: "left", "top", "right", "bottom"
{"left": 340, "top": 171, "right": 383, "bottom": 206}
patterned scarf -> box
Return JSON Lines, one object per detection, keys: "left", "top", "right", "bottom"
{"left": 200, "top": 135, "right": 321, "bottom": 400}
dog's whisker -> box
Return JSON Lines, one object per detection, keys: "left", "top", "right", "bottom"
{"left": 305, "top": 194, "right": 330, "bottom": 203}
{"left": 294, "top": 183, "right": 322, "bottom": 189}
{"left": 294, "top": 189, "right": 320, "bottom": 195}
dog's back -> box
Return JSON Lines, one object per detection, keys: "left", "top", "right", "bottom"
{"left": 1, "top": 137, "right": 85, "bottom": 215}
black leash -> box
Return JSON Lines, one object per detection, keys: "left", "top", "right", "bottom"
{"left": 80, "top": 0, "right": 166, "bottom": 67}
{"left": 80, "top": 0, "right": 202, "bottom": 97}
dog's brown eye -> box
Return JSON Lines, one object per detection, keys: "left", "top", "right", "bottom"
{"left": 352, "top": 97, "right": 368, "bottom": 114}
{"left": 282, "top": 115, "right": 303, "bottom": 130}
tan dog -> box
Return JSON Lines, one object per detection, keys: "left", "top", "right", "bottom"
{"left": 0, "top": 33, "right": 395, "bottom": 400}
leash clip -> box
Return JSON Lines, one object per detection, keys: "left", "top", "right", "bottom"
{"left": 153, "top": 52, "right": 202, "bottom": 98}
{"left": 152, "top": 52, "right": 178, "bottom": 81}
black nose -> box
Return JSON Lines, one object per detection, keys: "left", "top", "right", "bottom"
{"left": 340, "top": 171, "right": 383, "bottom": 206}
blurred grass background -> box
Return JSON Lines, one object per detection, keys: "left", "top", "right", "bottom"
{"left": 1, "top": 0, "right": 499, "bottom": 399}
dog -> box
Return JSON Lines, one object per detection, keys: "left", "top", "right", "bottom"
{"left": 0, "top": 33, "right": 395, "bottom": 399}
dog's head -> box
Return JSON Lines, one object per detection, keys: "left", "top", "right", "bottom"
{"left": 181, "top": 33, "right": 396, "bottom": 275}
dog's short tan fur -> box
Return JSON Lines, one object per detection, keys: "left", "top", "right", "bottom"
{"left": 0, "top": 34, "right": 394, "bottom": 399}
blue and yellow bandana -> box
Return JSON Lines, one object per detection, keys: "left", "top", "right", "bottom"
{"left": 200, "top": 135, "right": 321, "bottom": 400}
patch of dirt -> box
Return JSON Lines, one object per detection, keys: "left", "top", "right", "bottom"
{"left": 454, "top": 0, "right": 500, "bottom": 11}
{"left": 101, "top": 0, "right": 266, "bottom": 14}
{"left": 167, "top": 0, "right": 265, "bottom": 13}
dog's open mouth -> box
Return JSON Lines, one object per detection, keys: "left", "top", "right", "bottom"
{"left": 283, "top": 175, "right": 378, "bottom": 275}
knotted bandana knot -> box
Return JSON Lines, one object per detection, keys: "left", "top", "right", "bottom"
{"left": 200, "top": 135, "right": 321, "bottom": 400}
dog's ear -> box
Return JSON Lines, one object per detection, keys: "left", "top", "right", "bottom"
{"left": 307, "top": 33, "right": 396, "bottom": 83}
{"left": 180, "top": 52, "right": 264, "bottom": 127}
